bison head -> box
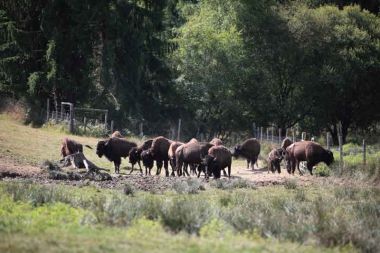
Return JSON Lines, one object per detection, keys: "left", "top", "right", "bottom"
{"left": 96, "top": 140, "right": 107, "bottom": 158}
{"left": 325, "top": 150, "right": 334, "bottom": 165}
{"left": 141, "top": 150, "right": 154, "bottom": 168}
{"left": 129, "top": 147, "right": 140, "bottom": 164}
{"left": 202, "top": 155, "right": 220, "bottom": 179}
{"left": 231, "top": 145, "right": 242, "bottom": 158}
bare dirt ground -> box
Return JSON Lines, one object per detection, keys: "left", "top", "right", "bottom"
{"left": 0, "top": 155, "right": 350, "bottom": 191}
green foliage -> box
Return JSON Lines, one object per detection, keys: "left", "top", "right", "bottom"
{"left": 1, "top": 181, "right": 379, "bottom": 252}
{"left": 315, "top": 164, "right": 331, "bottom": 177}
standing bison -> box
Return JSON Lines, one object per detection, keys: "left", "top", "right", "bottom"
{"left": 281, "top": 137, "right": 293, "bottom": 151}
{"left": 150, "top": 136, "right": 173, "bottom": 177}
{"left": 175, "top": 142, "right": 213, "bottom": 177}
{"left": 128, "top": 139, "right": 153, "bottom": 174}
{"left": 96, "top": 137, "right": 137, "bottom": 174}
{"left": 285, "top": 141, "right": 334, "bottom": 175}
{"left": 231, "top": 138, "right": 261, "bottom": 170}
{"left": 203, "top": 145, "right": 231, "bottom": 179}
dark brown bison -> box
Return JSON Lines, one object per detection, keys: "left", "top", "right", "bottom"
{"left": 150, "top": 136, "right": 173, "bottom": 177}
{"left": 267, "top": 148, "right": 284, "bottom": 173}
{"left": 202, "top": 145, "right": 231, "bottom": 179}
{"left": 141, "top": 150, "right": 154, "bottom": 175}
{"left": 285, "top": 141, "right": 334, "bottom": 175}
{"left": 61, "top": 137, "right": 92, "bottom": 157}
{"left": 111, "top": 131, "right": 123, "bottom": 138}
{"left": 96, "top": 137, "right": 137, "bottom": 174}
{"left": 209, "top": 138, "right": 223, "bottom": 146}
{"left": 231, "top": 138, "right": 261, "bottom": 170}
{"left": 175, "top": 142, "right": 213, "bottom": 177}
{"left": 168, "top": 141, "right": 184, "bottom": 173}
{"left": 128, "top": 139, "right": 153, "bottom": 174}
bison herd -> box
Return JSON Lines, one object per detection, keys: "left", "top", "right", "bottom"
{"left": 60, "top": 133, "right": 334, "bottom": 179}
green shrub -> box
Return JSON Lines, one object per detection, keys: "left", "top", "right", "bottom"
{"left": 314, "top": 164, "right": 331, "bottom": 177}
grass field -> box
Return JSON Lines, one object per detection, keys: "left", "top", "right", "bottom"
{"left": 0, "top": 115, "right": 379, "bottom": 252}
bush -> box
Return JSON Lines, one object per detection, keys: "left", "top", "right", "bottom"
{"left": 314, "top": 164, "right": 331, "bottom": 177}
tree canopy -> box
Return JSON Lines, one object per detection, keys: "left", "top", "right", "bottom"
{"left": 1, "top": 0, "right": 379, "bottom": 141}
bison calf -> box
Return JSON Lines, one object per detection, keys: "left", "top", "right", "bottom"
{"left": 267, "top": 148, "right": 284, "bottom": 173}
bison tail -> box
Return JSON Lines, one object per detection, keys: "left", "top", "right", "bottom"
{"left": 85, "top": 145, "right": 93, "bottom": 150}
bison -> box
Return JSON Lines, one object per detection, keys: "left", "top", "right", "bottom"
{"left": 141, "top": 150, "right": 154, "bottom": 175}
{"left": 267, "top": 148, "right": 284, "bottom": 173}
{"left": 168, "top": 141, "right": 184, "bottom": 174}
{"left": 128, "top": 139, "right": 153, "bottom": 174}
{"left": 175, "top": 142, "right": 213, "bottom": 177}
{"left": 203, "top": 145, "right": 231, "bottom": 179}
{"left": 285, "top": 141, "right": 334, "bottom": 175}
{"left": 96, "top": 137, "right": 137, "bottom": 174}
{"left": 231, "top": 138, "right": 261, "bottom": 170}
{"left": 61, "top": 137, "right": 92, "bottom": 158}
{"left": 150, "top": 136, "right": 173, "bottom": 177}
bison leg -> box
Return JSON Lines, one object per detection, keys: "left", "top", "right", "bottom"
{"left": 227, "top": 165, "right": 231, "bottom": 178}
{"left": 164, "top": 160, "right": 169, "bottom": 177}
{"left": 156, "top": 160, "right": 163, "bottom": 175}
{"left": 183, "top": 163, "right": 190, "bottom": 177}
{"left": 114, "top": 158, "right": 121, "bottom": 174}
{"left": 222, "top": 169, "right": 227, "bottom": 177}
{"left": 246, "top": 159, "right": 250, "bottom": 169}
{"left": 296, "top": 160, "right": 303, "bottom": 176}
{"left": 307, "top": 162, "right": 314, "bottom": 175}
{"left": 129, "top": 164, "right": 135, "bottom": 174}
{"left": 137, "top": 160, "right": 143, "bottom": 174}
{"left": 276, "top": 162, "right": 281, "bottom": 173}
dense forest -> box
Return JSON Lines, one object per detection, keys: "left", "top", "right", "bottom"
{"left": 1, "top": 0, "right": 379, "bottom": 142}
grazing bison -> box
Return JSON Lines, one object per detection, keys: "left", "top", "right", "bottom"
{"left": 61, "top": 137, "right": 92, "bottom": 157}
{"left": 96, "top": 137, "right": 137, "bottom": 174}
{"left": 267, "top": 148, "right": 284, "bottom": 173}
{"left": 150, "top": 136, "right": 173, "bottom": 177}
{"left": 111, "top": 131, "right": 123, "bottom": 138}
{"left": 231, "top": 138, "right": 261, "bottom": 170}
{"left": 209, "top": 138, "right": 223, "bottom": 146}
{"left": 176, "top": 142, "right": 213, "bottom": 177}
{"left": 141, "top": 150, "right": 154, "bottom": 175}
{"left": 285, "top": 141, "right": 334, "bottom": 175}
{"left": 168, "top": 141, "right": 184, "bottom": 174}
{"left": 128, "top": 139, "right": 153, "bottom": 174}
{"left": 203, "top": 145, "right": 231, "bottom": 179}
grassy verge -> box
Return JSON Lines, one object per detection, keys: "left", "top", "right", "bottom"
{"left": 1, "top": 181, "right": 378, "bottom": 252}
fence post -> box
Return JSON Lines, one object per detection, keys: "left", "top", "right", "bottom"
{"left": 69, "top": 103, "right": 74, "bottom": 133}
{"left": 46, "top": 99, "right": 50, "bottom": 122}
{"left": 60, "top": 103, "right": 64, "bottom": 121}
{"left": 337, "top": 122, "right": 343, "bottom": 175}
{"left": 110, "top": 120, "right": 114, "bottom": 135}
{"left": 266, "top": 128, "right": 269, "bottom": 141}
{"left": 278, "top": 128, "right": 282, "bottom": 144}
{"left": 271, "top": 127, "right": 274, "bottom": 144}
{"left": 83, "top": 117, "right": 87, "bottom": 134}
{"left": 252, "top": 122, "right": 256, "bottom": 137}
{"left": 326, "top": 132, "right": 331, "bottom": 150}
{"left": 104, "top": 111, "right": 108, "bottom": 131}
{"left": 139, "top": 122, "right": 144, "bottom": 137}
{"left": 260, "top": 127, "right": 263, "bottom": 143}
{"left": 292, "top": 128, "right": 295, "bottom": 143}
{"left": 362, "top": 139, "right": 366, "bottom": 166}
{"left": 177, "top": 118, "right": 181, "bottom": 141}
{"left": 301, "top": 132, "right": 306, "bottom": 141}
